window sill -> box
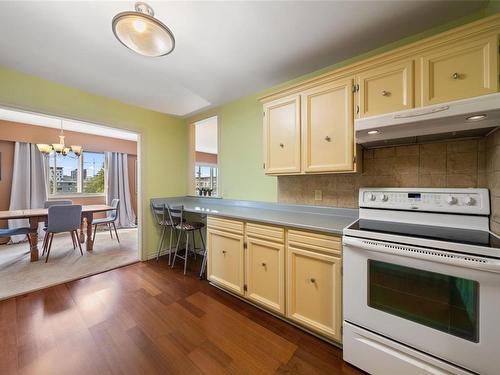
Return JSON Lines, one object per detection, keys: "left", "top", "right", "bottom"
{"left": 48, "top": 193, "right": 106, "bottom": 199}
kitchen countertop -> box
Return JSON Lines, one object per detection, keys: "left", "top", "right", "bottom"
{"left": 150, "top": 196, "right": 358, "bottom": 235}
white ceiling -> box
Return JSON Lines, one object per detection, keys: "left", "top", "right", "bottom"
{"left": 0, "top": 1, "right": 487, "bottom": 117}
{"left": 195, "top": 116, "right": 218, "bottom": 154}
{"left": 0, "top": 106, "right": 138, "bottom": 141}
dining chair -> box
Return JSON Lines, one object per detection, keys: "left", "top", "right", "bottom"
{"left": 151, "top": 202, "right": 182, "bottom": 264}
{"left": 0, "top": 227, "right": 33, "bottom": 247}
{"left": 43, "top": 200, "right": 74, "bottom": 249}
{"left": 91, "top": 199, "right": 120, "bottom": 244}
{"left": 43, "top": 205, "right": 83, "bottom": 263}
{"left": 170, "top": 205, "right": 206, "bottom": 275}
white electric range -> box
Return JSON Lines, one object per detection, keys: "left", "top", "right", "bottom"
{"left": 342, "top": 188, "right": 500, "bottom": 375}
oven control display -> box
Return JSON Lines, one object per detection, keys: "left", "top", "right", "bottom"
{"left": 360, "top": 189, "right": 488, "bottom": 214}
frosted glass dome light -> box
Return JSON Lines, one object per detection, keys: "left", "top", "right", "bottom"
{"left": 112, "top": 2, "right": 175, "bottom": 57}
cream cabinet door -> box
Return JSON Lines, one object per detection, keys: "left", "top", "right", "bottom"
{"left": 421, "top": 35, "right": 498, "bottom": 106}
{"left": 301, "top": 78, "right": 354, "bottom": 173}
{"left": 263, "top": 95, "right": 301, "bottom": 174}
{"left": 207, "top": 228, "right": 245, "bottom": 296}
{"left": 245, "top": 237, "right": 285, "bottom": 314}
{"left": 357, "top": 60, "right": 414, "bottom": 118}
{"left": 287, "top": 246, "right": 342, "bottom": 341}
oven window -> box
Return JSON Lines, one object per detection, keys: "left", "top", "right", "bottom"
{"left": 368, "top": 260, "right": 479, "bottom": 342}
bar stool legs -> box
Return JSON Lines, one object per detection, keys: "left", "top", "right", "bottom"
{"left": 199, "top": 228, "right": 207, "bottom": 279}
{"left": 156, "top": 226, "right": 166, "bottom": 261}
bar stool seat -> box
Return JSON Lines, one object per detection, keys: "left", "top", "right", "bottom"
{"left": 175, "top": 221, "right": 204, "bottom": 231}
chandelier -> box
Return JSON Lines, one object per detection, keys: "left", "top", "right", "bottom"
{"left": 36, "top": 119, "right": 83, "bottom": 157}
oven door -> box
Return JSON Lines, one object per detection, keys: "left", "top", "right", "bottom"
{"left": 343, "top": 236, "right": 500, "bottom": 375}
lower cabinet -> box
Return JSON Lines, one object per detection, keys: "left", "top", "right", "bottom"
{"left": 245, "top": 224, "right": 285, "bottom": 314}
{"left": 207, "top": 226, "right": 245, "bottom": 296}
{"left": 287, "top": 246, "right": 342, "bottom": 341}
{"left": 207, "top": 216, "right": 342, "bottom": 343}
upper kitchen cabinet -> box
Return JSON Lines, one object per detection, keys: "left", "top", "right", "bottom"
{"left": 302, "top": 78, "right": 355, "bottom": 173}
{"left": 263, "top": 95, "right": 301, "bottom": 174}
{"left": 420, "top": 35, "right": 498, "bottom": 106}
{"left": 260, "top": 14, "right": 500, "bottom": 176}
{"left": 357, "top": 59, "right": 414, "bottom": 118}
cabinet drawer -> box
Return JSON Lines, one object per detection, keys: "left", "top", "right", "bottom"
{"left": 207, "top": 228, "right": 245, "bottom": 295}
{"left": 287, "top": 246, "right": 342, "bottom": 341}
{"left": 246, "top": 222, "right": 284, "bottom": 243}
{"left": 245, "top": 237, "right": 285, "bottom": 314}
{"left": 421, "top": 35, "right": 498, "bottom": 106}
{"left": 263, "top": 95, "right": 301, "bottom": 174}
{"left": 287, "top": 229, "right": 341, "bottom": 255}
{"left": 207, "top": 216, "right": 244, "bottom": 235}
{"left": 357, "top": 59, "right": 414, "bottom": 118}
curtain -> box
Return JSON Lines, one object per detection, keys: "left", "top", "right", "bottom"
{"left": 8, "top": 142, "right": 48, "bottom": 243}
{"left": 107, "top": 152, "right": 136, "bottom": 228}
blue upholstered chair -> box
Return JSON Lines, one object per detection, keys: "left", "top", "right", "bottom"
{"left": 43, "top": 200, "right": 74, "bottom": 249}
{"left": 43, "top": 205, "right": 83, "bottom": 263}
{"left": 91, "top": 199, "right": 120, "bottom": 244}
{"left": 0, "top": 227, "right": 33, "bottom": 247}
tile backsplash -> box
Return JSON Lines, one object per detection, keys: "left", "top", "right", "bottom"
{"left": 278, "top": 131, "right": 500, "bottom": 234}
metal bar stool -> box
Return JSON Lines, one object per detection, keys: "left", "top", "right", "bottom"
{"left": 151, "top": 202, "right": 180, "bottom": 265}
{"left": 170, "top": 205, "right": 206, "bottom": 275}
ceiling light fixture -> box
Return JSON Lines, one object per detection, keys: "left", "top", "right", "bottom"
{"left": 36, "top": 119, "right": 83, "bottom": 157}
{"left": 466, "top": 114, "right": 487, "bottom": 121}
{"left": 367, "top": 130, "right": 380, "bottom": 135}
{"left": 112, "top": 2, "right": 175, "bottom": 57}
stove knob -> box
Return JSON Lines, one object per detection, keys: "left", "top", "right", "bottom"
{"left": 380, "top": 194, "right": 388, "bottom": 202}
{"left": 464, "top": 196, "right": 475, "bottom": 206}
{"left": 367, "top": 193, "right": 376, "bottom": 201}
{"left": 446, "top": 195, "right": 457, "bottom": 205}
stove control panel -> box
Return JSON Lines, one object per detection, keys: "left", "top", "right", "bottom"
{"left": 359, "top": 188, "right": 490, "bottom": 215}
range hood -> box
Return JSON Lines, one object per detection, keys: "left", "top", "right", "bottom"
{"left": 355, "top": 92, "right": 500, "bottom": 147}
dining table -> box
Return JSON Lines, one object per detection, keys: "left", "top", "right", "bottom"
{"left": 0, "top": 204, "right": 114, "bottom": 262}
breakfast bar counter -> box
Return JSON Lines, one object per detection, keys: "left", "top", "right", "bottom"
{"left": 150, "top": 196, "right": 358, "bottom": 235}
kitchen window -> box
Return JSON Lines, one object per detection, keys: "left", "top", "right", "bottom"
{"left": 47, "top": 151, "right": 106, "bottom": 196}
{"left": 192, "top": 116, "right": 218, "bottom": 197}
{"left": 195, "top": 164, "right": 218, "bottom": 196}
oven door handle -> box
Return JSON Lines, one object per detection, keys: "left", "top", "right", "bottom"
{"left": 343, "top": 236, "right": 500, "bottom": 274}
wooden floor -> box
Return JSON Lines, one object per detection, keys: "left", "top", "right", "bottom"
{"left": 0, "top": 257, "right": 364, "bottom": 375}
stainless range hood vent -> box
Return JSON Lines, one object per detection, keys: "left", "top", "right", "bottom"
{"left": 356, "top": 93, "right": 500, "bottom": 147}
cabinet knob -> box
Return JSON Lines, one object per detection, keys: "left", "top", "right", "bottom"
{"left": 222, "top": 250, "right": 227, "bottom": 254}
{"left": 309, "top": 277, "right": 316, "bottom": 283}
{"left": 381, "top": 90, "right": 390, "bottom": 96}
{"left": 279, "top": 143, "right": 284, "bottom": 148}
{"left": 452, "top": 72, "right": 460, "bottom": 80}
{"left": 261, "top": 262, "right": 266, "bottom": 267}
{"left": 325, "top": 136, "right": 331, "bottom": 142}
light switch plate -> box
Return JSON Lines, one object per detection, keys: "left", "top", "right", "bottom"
{"left": 314, "top": 190, "right": 322, "bottom": 201}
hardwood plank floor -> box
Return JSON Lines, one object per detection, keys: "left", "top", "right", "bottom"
{"left": 0, "top": 258, "right": 364, "bottom": 375}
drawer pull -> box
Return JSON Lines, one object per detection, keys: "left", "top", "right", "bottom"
{"left": 325, "top": 136, "right": 331, "bottom": 142}
{"left": 381, "top": 90, "right": 390, "bottom": 97}
{"left": 222, "top": 250, "right": 227, "bottom": 255}
{"left": 452, "top": 72, "right": 460, "bottom": 80}
{"left": 261, "top": 262, "right": 267, "bottom": 267}
{"left": 309, "top": 277, "right": 316, "bottom": 283}
{"left": 279, "top": 143, "right": 284, "bottom": 148}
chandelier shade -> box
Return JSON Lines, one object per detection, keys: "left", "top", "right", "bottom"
{"left": 36, "top": 119, "right": 83, "bottom": 157}
{"left": 112, "top": 2, "right": 175, "bottom": 57}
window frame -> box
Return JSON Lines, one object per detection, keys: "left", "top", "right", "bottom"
{"left": 46, "top": 150, "right": 107, "bottom": 198}
{"left": 194, "top": 163, "right": 218, "bottom": 197}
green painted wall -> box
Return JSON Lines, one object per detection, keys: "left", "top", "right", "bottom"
{"left": 0, "top": 66, "right": 188, "bottom": 259}
{"left": 186, "top": 4, "right": 500, "bottom": 203}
